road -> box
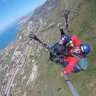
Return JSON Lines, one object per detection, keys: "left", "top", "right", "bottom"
{"left": 4, "top": 18, "right": 43, "bottom": 96}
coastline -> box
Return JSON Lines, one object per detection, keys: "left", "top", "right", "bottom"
{"left": 0, "top": 21, "right": 20, "bottom": 50}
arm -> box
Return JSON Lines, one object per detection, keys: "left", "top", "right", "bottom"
{"left": 58, "top": 23, "right": 65, "bottom": 37}
{"left": 71, "top": 35, "right": 81, "bottom": 47}
{"left": 60, "top": 28, "right": 65, "bottom": 36}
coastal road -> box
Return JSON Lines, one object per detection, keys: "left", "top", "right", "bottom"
{"left": 4, "top": 18, "right": 43, "bottom": 96}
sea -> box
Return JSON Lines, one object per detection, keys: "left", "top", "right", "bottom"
{"left": 0, "top": 21, "right": 20, "bottom": 50}
{"left": 0, "top": 11, "right": 33, "bottom": 51}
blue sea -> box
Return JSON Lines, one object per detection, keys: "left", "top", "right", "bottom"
{"left": 0, "top": 21, "right": 19, "bottom": 50}
{"left": 0, "top": 11, "right": 33, "bottom": 51}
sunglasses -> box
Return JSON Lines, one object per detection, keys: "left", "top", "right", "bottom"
{"left": 79, "top": 45, "right": 84, "bottom": 53}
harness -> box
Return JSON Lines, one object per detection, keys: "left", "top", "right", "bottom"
{"left": 49, "top": 42, "right": 65, "bottom": 61}
{"left": 72, "top": 54, "right": 88, "bottom": 71}
{"left": 48, "top": 40, "right": 88, "bottom": 72}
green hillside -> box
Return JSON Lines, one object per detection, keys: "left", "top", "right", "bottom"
{"left": 33, "top": 0, "right": 96, "bottom": 96}
{"left": 14, "top": 0, "right": 96, "bottom": 96}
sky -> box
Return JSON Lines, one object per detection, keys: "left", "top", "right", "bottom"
{"left": 0, "top": 0, "right": 46, "bottom": 31}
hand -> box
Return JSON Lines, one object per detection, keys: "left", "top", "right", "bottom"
{"left": 58, "top": 23, "right": 62, "bottom": 28}
{"left": 61, "top": 71, "right": 68, "bottom": 77}
{"left": 64, "top": 71, "right": 69, "bottom": 81}
{"left": 61, "top": 71, "right": 64, "bottom": 77}
{"left": 42, "top": 43, "right": 47, "bottom": 47}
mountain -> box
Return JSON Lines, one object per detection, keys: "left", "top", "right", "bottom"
{"left": 0, "top": 0, "right": 96, "bottom": 96}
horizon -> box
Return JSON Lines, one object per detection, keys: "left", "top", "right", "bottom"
{"left": 0, "top": 10, "right": 34, "bottom": 33}
{"left": 0, "top": 0, "right": 46, "bottom": 31}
